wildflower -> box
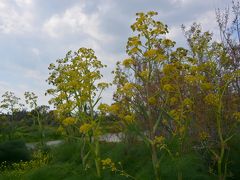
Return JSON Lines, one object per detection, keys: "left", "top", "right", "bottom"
{"left": 148, "top": 96, "right": 157, "bottom": 105}
{"left": 79, "top": 123, "right": 92, "bottom": 134}
{"left": 109, "top": 104, "right": 120, "bottom": 113}
{"left": 62, "top": 117, "right": 76, "bottom": 126}
{"left": 101, "top": 158, "right": 116, "bottom": 171}
{"left": 153, "top": 136, "right": 165, "bottom": 147}
{"left": 169, "top": 97, "right": 178, "bottom": 105}
{"left": 162, "top": 119, "right": 168, "bottom": 126}
{"left": 97, "top": 82, "right": 109, "bottom": 89}
{"left": 122, "top": 83, "right": 135, "bottom": 92}
{"left": 204, "top": 93, "right": 219, "bottom": 106}
{"left": 139, "top": 70, "right": 149, "bottom": 80}
{"left": 163, "top": 84, "right": 174, "bottom": 92}
{"left": 155, "top": 54, "right": 166, "bottom": 62}
{"left": 185, "top": 75, "right": 197, "bottom": 85}
{"left": 169, "top": 109, "right": 180, "bottom": 121}
{"left": 144, "top": 49, "right": 157, "bottom": 58}
{"left": 122, "top": 58, "right": 135, "bottom": 67}
{"left": 163, "top": 64, "right": 175, "bottom": 74}
{"left": 183, "top": 98, "right": 193, "bottom": 109}
{"left": 98, "top": 103, "right": 110, "bottom": 113}
{"left": 201, "top": 82, "right": 213, "bottom": 91}
{"left": 124, "top": 115, "right": 135, "bottom": 123}
{"left": 162, "top": 38, "right": 175, "bottom": 47}
{"left": 199, "top": 131, "right": 209, "bottom": 141}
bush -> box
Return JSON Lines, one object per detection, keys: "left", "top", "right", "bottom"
{"left": 0, "top": 140, "right": 30, "bottom": 163}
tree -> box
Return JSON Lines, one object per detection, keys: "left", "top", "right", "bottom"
{"left": 46, "top": 47, "right": 109, "bottom": 177}
{"left": 182, "top": 22, "right": 240, "bottom": 180}
{"left": 216, "top": 0, "right": 240, "bottom": 98}
{"left": 0, "top": 91, "right": 23, "bottom": 139}
{"left": 24, "top": 91, "right": 45, "bottom": 147}
{"left": 111, "top": 11, "right": 184, "bottom": 180}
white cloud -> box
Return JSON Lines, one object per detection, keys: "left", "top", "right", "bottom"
{"left": 0, "top": 0, "right": 34, "bottom": 34}
{"left": 15, "top": 0, "right": 33, "bottom": 7}
{"left": 42, "top": 5, "right": 114, "bottom": 43}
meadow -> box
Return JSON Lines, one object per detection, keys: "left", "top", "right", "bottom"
{"left": 0, "top": 2, "right": 240, "bottom": 180}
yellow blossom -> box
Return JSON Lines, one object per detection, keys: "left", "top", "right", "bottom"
{"left": 62, "top": 117, "right": 76, "bottom": 126}
{"left": 169, "top": 97, "right": 178, "bottom": 105}
{"left": 199, "top": 131, "right": 209, "bottom": 141}
{"left": 109, "top": 104, "right": 120, "bottom": 113}
{"left": 79, "top": 123, "right": 92, "bottom": 134}
{"left": 163, "top": 84, "right": 175, "bottom": 92}
{"left": 148, "top": 96, "right": 157, "bottom": 105}
{"left": 144, "top": 49, "right": 157, "bottom": 58}
{"left": 124, "top": 115, "right": 135, "bottom": 123}
{"left": 162, "top": 119, "right": 168, "bottom": 125}
{"left": 122, "top": 83, "right": 135, "bottom": 92}
{"left": 153, "top": 136, "right": 165, "bottom": 145}
{"left": 139, "top": 70, "right": 149, "bottom": 80}
{"left": 122, "top": 58, "right": 135, "bottom": 67}
{"left": 101, "top": 158, "right": 116, "bottom": 171}
{"left": 201, "top": 82, "right": 213, "bottom": 91}
{"left": 204, "top": 93, "right": 219, "bottom": 106}
{"left": 98, "top": 103, "right": 110, "bottom": 113}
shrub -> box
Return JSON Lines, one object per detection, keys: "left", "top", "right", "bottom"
{"left": 0, "top": 140, "right": 30, "bottom": 164}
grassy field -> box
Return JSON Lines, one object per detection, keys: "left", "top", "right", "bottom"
{"left": 0, "top": 140, "right": 229, "bottom": 180}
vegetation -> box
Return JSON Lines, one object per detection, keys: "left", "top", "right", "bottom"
{"left": 0, "top": 1, "right": 239, "bottom": 180}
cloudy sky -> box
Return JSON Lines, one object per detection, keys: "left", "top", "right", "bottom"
{"left": 0, "top": 0, "right": 230, "bottom": 107}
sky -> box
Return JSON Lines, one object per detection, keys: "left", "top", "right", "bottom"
{"left": 0, "top": 0, "right": 230, "bottom": 107}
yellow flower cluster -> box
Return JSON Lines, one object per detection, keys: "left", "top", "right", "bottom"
{"left": 163, "top": 64, "right": 176, "bottom": 75}
{"left": 185, "top": 75, "right": 197, "bottom": 85}
{"left": 0, "top": 151, "right": 50, "bottom": 174}
{"left": 144, "top": 49, "right": 157, "bottom": 58}
{"left": 122, "top": 83, "right": 135, "bottom": 92}
{"left": 101, "top": 158, "right": 116, "bottom": 171}
{"left": 62, "top": 117, "right": 76, "bottom": 126}
{"left": 148, "top": 97, "right": 157, "bottom": 105}
{"left": 163, "top": 84, "right": 175, "bottom": 92}
{"left": 169, "top": 97, "right": 178, "bottom": 105}
{"left": 98, "top": 103, "right": 110, "bottom": 113}
{"left": 153, "top": 136, "right": 165, "bottom": 147}
{"left": 124, "top": 115, "right": 135, "bottom": 123}
{"left": 109, "top": 104, "right": 120, "bottom": 114}
{"left": 199, "top": 131, "right": 209, "bottom": 141}
{"left": 201, "top": 82, "right": 213, "bottom": 91}
{"left": 204, "top": 93, "right": 219, "bottom": 107}
{"left": 79, "top": 123, "right": 92, "bottom": 134}
{"left": 97, "top": 82, "right": 109, "bottom": 89}
{"left": 162, "top": 38, "right": 175, "bottom": 47}
{"left": 139, "top": 70, "right": 149, "bottom": 80}
{"left": 122, "top": 58, "right": 135, "bottom": 67}
{"left": 169, "top": 109, "right": 181, "bottom": 121}
{"left": 183, "top": 98, "right": 193, "bottom": 109}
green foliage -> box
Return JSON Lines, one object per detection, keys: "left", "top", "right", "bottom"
{"left": 0, "top": 1, "right": 240, "bottom": 180}
{"left": 0, "top": 140, "right": 30, "bottom": 164}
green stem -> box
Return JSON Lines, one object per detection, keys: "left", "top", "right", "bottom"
{"left": 151, "top": 144, "right": 160, "bottom": 180}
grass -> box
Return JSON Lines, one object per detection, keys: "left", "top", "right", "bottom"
{"left": 0, "top": 140, "right": 214, "bottom": 180}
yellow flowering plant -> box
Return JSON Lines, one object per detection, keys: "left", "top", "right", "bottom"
{"left": 47, "top": 47, "right": 109, "bottom": 177}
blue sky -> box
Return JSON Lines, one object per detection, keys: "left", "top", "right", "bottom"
{"left": 0, "top": 0, "right": 229, "bottom": 106}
